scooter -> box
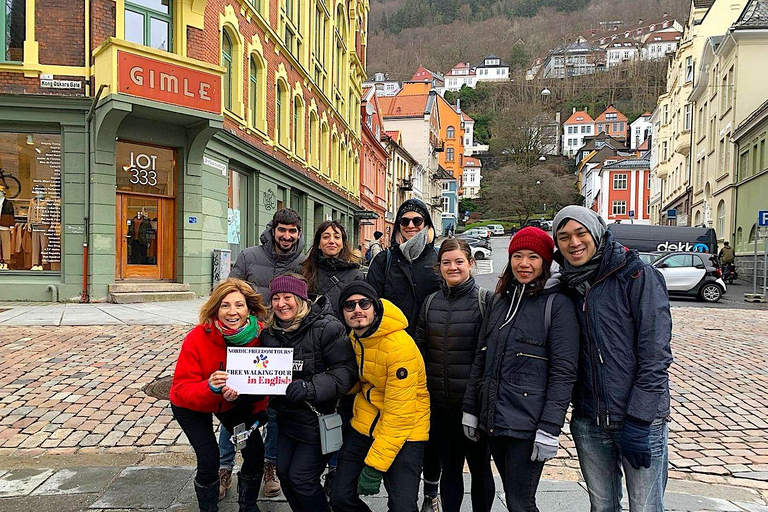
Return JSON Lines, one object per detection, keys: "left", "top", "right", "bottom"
{"left": 722, "top": 263, "right": 737, "bottom": 285}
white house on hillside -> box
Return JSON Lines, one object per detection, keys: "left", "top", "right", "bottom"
{"left": 475, "top": 55, "right": 509, "bottom": 83}
{"left": 629, "top": 113, "right": 653, "bottom": 150}
{"left": 363, "top": 72, "right": 401, "bottom": 97}
{"left": 563, "top": 109, "right": 595, "bottom": 157}
{"left": 444, "top": 62, "right": 477, "bottom": 92}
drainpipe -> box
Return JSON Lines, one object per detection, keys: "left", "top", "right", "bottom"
{"left": 82, "top": 84, "right": 108, "bottom": 303}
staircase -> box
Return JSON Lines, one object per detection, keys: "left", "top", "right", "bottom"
{"left": 108, "top": 282, "right": 197, "bottom": 304}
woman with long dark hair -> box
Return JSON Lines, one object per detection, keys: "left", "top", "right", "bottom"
{"left": 170, "top": 278, "right": 269, "bottom": 512}
{"left": 302, "top": 220, "right": 364, "bottom": 319}
{"left": 414, "top": 238, "right": 496, "bottom": 512}
{"left": 463, "top": 227, "right": 579, "bottom": 512}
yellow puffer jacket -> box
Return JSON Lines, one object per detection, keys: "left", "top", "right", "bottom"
{"left": 349, "top": 299, "right": 431, "bottom": 473}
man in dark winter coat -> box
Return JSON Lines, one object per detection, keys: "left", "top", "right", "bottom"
{"left": 230, "top": 208, "right": 307, "bottom": 299}
{"left": 226, "top": 207, "right": 306, "bottom": 498}
{"left": 553, "top": 205, "right": 673, "bottom": 512}
{"left": 366, "top": 198, "right": 441, "bottom": 511}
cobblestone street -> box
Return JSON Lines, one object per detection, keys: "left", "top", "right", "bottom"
{"left": 1, "top": 306, "right": 767, "bottom": 495}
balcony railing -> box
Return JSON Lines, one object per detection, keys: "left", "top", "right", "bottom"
{"left": 398, "top": 178, "right": 413, "bottom": 191}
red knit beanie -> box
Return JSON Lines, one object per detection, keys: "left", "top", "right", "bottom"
{"left": 508, "top": 227, "right": 555, "bottom": 265}
{"left": 269, "top": 274, "right": 308, "bottom": 301}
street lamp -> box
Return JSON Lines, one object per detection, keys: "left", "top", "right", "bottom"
{"left": 540, "top": 88, "right": 551, "bottom": 102}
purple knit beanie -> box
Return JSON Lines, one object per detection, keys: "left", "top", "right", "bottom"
{"left": 269, "top": 274, "right": 308, "bottom": 301}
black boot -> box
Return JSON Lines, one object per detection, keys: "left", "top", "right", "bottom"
{"left": 194, "top": 479, "right": 220, "bottom": 512}
{"left": 237, "top": 472, "right": 262, "bottom": 512}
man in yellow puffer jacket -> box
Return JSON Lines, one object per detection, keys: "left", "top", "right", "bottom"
{"left": 331, "top": 281, "right": 430, "bottom": 512}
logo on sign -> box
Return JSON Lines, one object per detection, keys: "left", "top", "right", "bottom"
{"left": 759, "top": 210, "right": 768, "bottom": 227}
{"left": 656, "top": 241, "right": 710, "bottom": 253}
{"left": 124, "top": 151, "right": 158, "bottom": 186}
{"left": 254, "top": 354, "right": 269, "bottom": 369}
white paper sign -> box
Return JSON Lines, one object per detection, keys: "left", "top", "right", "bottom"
{"left": 226, "top": 347, "right": 294, "bottom": 395}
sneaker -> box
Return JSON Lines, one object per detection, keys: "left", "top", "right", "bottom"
{"left": 323, "top": 467, "right": 336, "bottom": 500}
{"left": 420, "top": 495, "right": 441, "bottom": 512}
{"left": 263, "top": 460, "right": 281, "bottom": 497}
{"left": 218, "top": 468, "right": 232, "bottom": 501}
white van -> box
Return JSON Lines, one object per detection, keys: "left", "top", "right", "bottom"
{"left": 486, "top": 224, "right": 505, "bottom": 236}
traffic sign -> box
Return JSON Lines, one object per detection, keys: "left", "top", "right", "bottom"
{"left": 667, "top": 209, "right": 677, "bottom": 219}
{"left": 629, "top": 210, "right": 635, "bottom": 218}
{"left": 759, "top": 210, "right": 768, "bottom": 227}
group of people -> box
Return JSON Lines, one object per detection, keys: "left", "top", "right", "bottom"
{"left": 169, "top": 200, "right": 673, "bottom": 512}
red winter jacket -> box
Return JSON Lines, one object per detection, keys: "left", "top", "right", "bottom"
{"left": 170, "top": 323, "right": 269, "bottom": 414}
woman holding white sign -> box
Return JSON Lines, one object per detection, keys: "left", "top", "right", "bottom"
{"left": 170, "top": 278, "right": 269, "bottom": 512}
{"left": 261, "top": 273, "right": 357, "bottom": 512}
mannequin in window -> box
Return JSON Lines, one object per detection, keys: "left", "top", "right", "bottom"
{"left": 0, "top": 185, "right": 14, "bottom": 270}
{"left": 128, "top": 211, "right": 152, "bottom": 264}
{"left": 28, "top": 187, "right": 49, "bottom": 271}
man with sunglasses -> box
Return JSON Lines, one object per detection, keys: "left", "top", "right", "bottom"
{"left": 331, "top": 281, "right": 430, "bottom": 512}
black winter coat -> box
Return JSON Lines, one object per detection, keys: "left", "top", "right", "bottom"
{"left": 311, "top": 257, "right": 364, "bottom": 319}
{"left": 260, "top": 296, "right": 357, "bottom": 442}
{"left": 463, "top": 280, "right": 579, "bottom": 439}
{"left": 230, "top": 222, "right": 307, "bottom": 299}
{"left": 555, "top": 233, "right": 673, "bottom": 426}
{"left": 414, "top": 277, "right": 490, "bottom": 413}
{"left": 366, "top": 245, "right": 440, "bottom": 335}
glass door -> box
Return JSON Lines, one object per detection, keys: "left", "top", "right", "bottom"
{"left": 120, "top": 196, "right": 161, "bottom": 279}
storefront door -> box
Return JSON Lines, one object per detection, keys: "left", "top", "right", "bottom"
{"left": 114, "top": 141, "right": 176, "bottom": 280}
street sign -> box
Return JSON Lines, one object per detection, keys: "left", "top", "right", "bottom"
{"left": 629, "top": 210, "right": 635, "bottom": 218}
{"left": 759, "top": 210, "right": 768, "bottom": 227}
{"left": 667, "top": 209, "right": 677, "bottom": 219}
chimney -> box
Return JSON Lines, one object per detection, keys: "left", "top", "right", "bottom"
{"left": 638, "top": 18, "right": 643, "bottom": 25}
{"left": 573, "top": 107, "right": 577, "bottom": 114}
{"left": 456, "top": 98, "right": 461, "bottom": 113}
{"left": 663, "top": 11, "right": 669, "bottom": 18}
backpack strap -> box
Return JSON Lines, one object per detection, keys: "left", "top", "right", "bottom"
{"left": 423, "top": 291, "right": 438, "bottom": 325}
{"left": 385, "top": 248, "right": 392, "bottom": 276}
{"left": 544, "top": 293, "right": 556, "bottom": 334}
{"left": 477, "top": 287, "right": 488, "bottom": 320}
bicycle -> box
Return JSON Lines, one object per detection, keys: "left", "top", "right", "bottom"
{"left": 0, "top": 168, "right": 21, "bottom": 199}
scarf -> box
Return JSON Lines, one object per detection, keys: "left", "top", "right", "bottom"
{"left": 214, "top": 315, "right": 260, "bottom": 345}
{"left": 399, "top": 228, "right": 430, "bottom": 263}
{"left": 559, "top": 239, "right": 606, "bottom": 296}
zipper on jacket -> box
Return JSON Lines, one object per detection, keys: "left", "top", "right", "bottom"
{"left": 356, "top": 337, "right": 365, "bottom": 377}
{"left": 516, "top": 351, "right": 549, "bottom": 361}
{"left": 597, "top": 348, "right": 604, "bottom": 364}
{"left": 583, "top": 260, "right": 626, "bottom": 426}
{"left": 365, "top": 385, "right": 374, "bottom": 403}
{"left": 442, "top": 294, "right": 454, "bottom": 403}
{"left": 369, "top": 411, "right": 381, "bottom": 437}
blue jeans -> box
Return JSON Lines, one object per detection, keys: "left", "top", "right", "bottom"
{"left": 219, "top": 407, "right": 278, "bottom": 467}
{"left": 571, "top": 415, "right": 669, "bottom": 512}
{"left": 219, "top": 425, "right": 235, "bottom": 470}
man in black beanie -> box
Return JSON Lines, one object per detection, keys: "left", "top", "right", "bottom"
{"left": 331, "top": 281, "right": 430, "bottom": 512}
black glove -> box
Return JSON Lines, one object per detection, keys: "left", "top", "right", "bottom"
{"left": 285, "top": 379, "right": 315, "bottom": 403}
{"left": 618, "top": 417, "right": 652, "bottom": 470}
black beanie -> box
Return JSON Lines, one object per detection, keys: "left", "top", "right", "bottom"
{"left": 338, "top": 281, "right": 383, "bottom": 316}
{"left": 373, "top": 231, "right": 383, "bottom": 240}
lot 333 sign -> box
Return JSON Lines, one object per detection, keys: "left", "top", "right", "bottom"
{"left": 124, "top": 151, "right": 158, "bottom": 186}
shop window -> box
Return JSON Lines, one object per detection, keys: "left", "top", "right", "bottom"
{"left": 222, "top": 31, "right": 233, "bottom": 111}
{"left": 0, "top": 132, "right": 61, "bottom": 271}
{"left": 1, "top": 0, "right": 25, "bottom": 62}
{"left": 125, "top": 0, "right": 173, "bottom": 52}
{"left": 228, "top": 170, "right": 247, "bottom": 262}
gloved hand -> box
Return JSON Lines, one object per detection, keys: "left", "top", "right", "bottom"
{"left": 285, "top": 380, "right": 315, "bottom": 403}
{"left": 530, "top": 429, "right": 559, "bottom": 462}
{"left": 462, "top": 412, "right": 480, "bottom": 442}
{"left": 357, "top": 466, "right": 383, "bottom": 496}
{"left": 618, "top": 417, "right": 652, "bottom": 470}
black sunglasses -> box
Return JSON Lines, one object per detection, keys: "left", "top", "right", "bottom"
{"left": 399, "top": 216, "right": 424, "bottom": 227}
{"left": 342, "top": 298, "right": 375, "bottom": 313}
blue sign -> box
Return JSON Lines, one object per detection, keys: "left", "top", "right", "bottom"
{"left": 759, "top": 210, "right": 768, "bottom": 227}
{"left": 667, "top": 209, "right": 677, "bottom": 219}
{"left": 692, "top": 243, "right": 709, "bottom": 253}
{"left": 629, "top": 210, "right": 635, "bottom": 218}
{"left": 188, "top": 216, "right": 198, "bottom": 224}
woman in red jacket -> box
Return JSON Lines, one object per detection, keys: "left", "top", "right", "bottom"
{"left": 170, "top": 278, "right": 269, "bottom": 512}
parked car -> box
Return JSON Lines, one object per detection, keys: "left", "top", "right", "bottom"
{"left": 486, "top": 224, "right": 506, "bottom": 236}
{"left": 436, "top": 238, "right": 492, "bottom": 260}
{"left": 460, "top": 227, "right": 491, "bottom": 239}
{"left": 638, "top": 252, "right": 665, "bottom": 265}
{"left": 525, "top": 219, "right": 552, "bottom": 230}
{"left": 652, "top": 252, "right": 726, "bottom": 303}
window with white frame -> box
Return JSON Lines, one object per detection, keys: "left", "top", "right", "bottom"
{"left": 613, "top": 173, "right": 627, "bottom": 190}
{"left": 612, "top": 201, "right": 627, "bottom": 216}
{"left": 685, "top": 56, "right": 693, "bottom": 83}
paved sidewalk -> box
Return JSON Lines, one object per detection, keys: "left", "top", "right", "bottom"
{"left": 0, "top": 300, "right": 203, "bottom": 326}
{"left": 1, "top": 465, "right": 767, "bottom": 512}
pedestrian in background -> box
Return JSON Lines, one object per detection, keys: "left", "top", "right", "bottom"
{"left": 169, "top": 278, "right": 269, "bottom": 512}
{"left": 463, "top": 227, "right": 579, "bottom": 512}
{"left": 331, "top": 281, "right": 430, "bottom": 512}
{"left": 414, "top": 238, "right": 495, "bottom": 512}
{"left": 302, "top": 220, "right": 364, "bottom": 319}
{"left": 227, "top": 208, "right": 307, "bottom": 498}
{"left": 261, "top": 274, "right": 357, "bottom": 512}
{"left": 553, "top": 206, "right": 673, "bottom": 512}
{"left": 365, "top": 198, "right": 441, "bottom": 511}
